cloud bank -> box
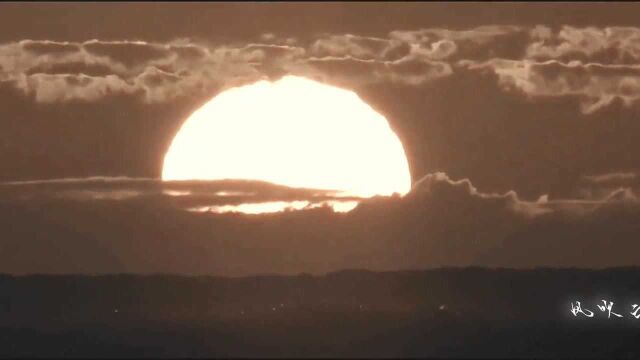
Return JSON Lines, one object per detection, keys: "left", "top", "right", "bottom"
{"left": 1, "top": 172, "right": 639, "bottom": 275}
{"left": 3, "top": 25, "right": 640, "bottom": 113}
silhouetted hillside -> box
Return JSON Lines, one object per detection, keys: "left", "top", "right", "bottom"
{"left": 1, "top": 268, "right": 640, "bottom": 357}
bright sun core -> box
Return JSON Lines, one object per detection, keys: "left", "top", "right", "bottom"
{"left": 162, "top": 75, "right": 412, "bottom": 213}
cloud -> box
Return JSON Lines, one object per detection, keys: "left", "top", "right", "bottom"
{"left": 293, "top": 56, "right": 452, "bottom": 87}
{"left": 14, "top": 73, "right": 138, "bottom": 103}
{"left": 389, "top": 25, "right": 526, "bottom": 61}
{"left": 3, "top": 25, "right": 640, "bottom": 112}
{"left": 577, "top": 172, "right": 640, "bottom": 201}
{"left": 526, "top": 26, "right": 640, "bottom": 64}
{"left": 582, "top": 172, "right": 637, "bottom": 185}
{"left": 310, "top": 34, "right": 392, "bottom": 60}
{"left": 2, "top": 173, "right": 638, "bottom": 274}
{"left": 461, "top": 59, "right": 640, "bottom": 113}
{"left": 4, "top": 172, "right": 637, "bottom": 219}
{"left": 408, "top": 172, "right": 640, "bottom": 219}
{"left": 0, "top": 176, "right": 156, "bottom": 186}
{"left": 21, "top": 40, "right": 81, "bottom": 55}
{"left": 448, "top": 26, "right": 640, "bottom": 114}
{"left": 83, "top": 40, "right": 171, "bottom": 68}
{"left": 0, "top": 27, "right": 525, "bottom": 103}
{"left": 0, "top": 177, "right": 358, "bottom": 208}
{"left": 0, "top": 39, "right": 265, "bottom": 103}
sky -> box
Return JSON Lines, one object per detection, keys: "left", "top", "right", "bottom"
{"left": 2, "top": 2, "right": 640, "bottom": 275}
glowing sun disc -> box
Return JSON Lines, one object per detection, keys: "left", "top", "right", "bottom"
{"left": 162, "top": 75, "right": 411, "bottom": 208}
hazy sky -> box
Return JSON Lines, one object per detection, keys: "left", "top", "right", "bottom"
{"left": 2, "top": 2, "right": 640, "bottom": 275}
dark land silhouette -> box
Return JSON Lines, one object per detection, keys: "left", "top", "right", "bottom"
{"left": 1, "top": 267, "right": 640, "bottom": 358}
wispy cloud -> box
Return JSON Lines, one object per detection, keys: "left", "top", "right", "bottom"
{"left": 3, "top": 25, "right": 640, "bottom": 113}
{"left": 460, "top": 59, "right": 640, "bottom": 113}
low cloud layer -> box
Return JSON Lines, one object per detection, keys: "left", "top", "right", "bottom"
{"left": 1, "top": 172, "right": 638, "bottom": 275}
{"left": 3, "top": 25, "right": 640, "bottom": 113}
{"left": 0, "top": 177, "right": 357, "bottom": 209}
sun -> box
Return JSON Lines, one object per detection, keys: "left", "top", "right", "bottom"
{"left": 162, "top": 75, "right": 411, "bottom": 207}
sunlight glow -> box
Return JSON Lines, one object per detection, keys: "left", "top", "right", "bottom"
{"left": 162, "top": 75, "right": 411, "bottom": 213}
{"left": 189, "top": 200, "right": 359, "bottom": 215}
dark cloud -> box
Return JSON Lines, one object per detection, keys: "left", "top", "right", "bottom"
{"left": 83, "top": 40, "right": 170, "bottom": 68}
{"left": 526, "top": 26, "right": 640, "bottom": 64}
{"left": 137, "top": 67, "right": 181, "bottom": 87}
{"left": 0, "top": 173, "right": 637, "bottom": 275}
{"left": 481, "top": 196, "right": 640, "bottom": 268}
{"left": 25, "top": 62, "right": 117, "bottom": 77}
{"left": 390, "top": 25, "right": 527, "bottom": 61}
{"left": 309, "top": 34, "right": 390, "bottom": 61}
{"left": 461, "top": 59, "right": 640, "bottom": 113}
{"left": 4, "top": 25, "right": 640, "bottom": 111}
{"left": 380, "top": 41, "right": 412, "bottom": 62}
{"left": 582, "top": 172, "right": 638, "bottom": 185}
{"left": 300, "top": 56, "right": 452, "bottom": 87}
{"left": 170, "top": 44, "right": 207, "bottom": 63}
{"left": 577, "top": 172, "right": 640, "bottom": 201}
{"left": 21, "top": 40, "right": 81, "bottom": 55}
{"left": 15, "top": 73, "right": 137, "bottom": 103}
{"left": 0, "top": 177, "right": 357, "bottom": 210}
